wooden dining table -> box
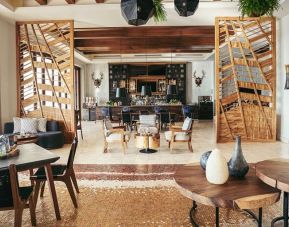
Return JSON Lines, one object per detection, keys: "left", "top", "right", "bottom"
{"left": 0, "top": 143, "right": 61, "bottom": 220}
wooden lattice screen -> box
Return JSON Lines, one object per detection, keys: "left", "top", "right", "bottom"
{"left": 215, "top": 17, "right": 276, "bottom": 143}
{"left": 16, "top": 20, "right": 75, "bottom": 142}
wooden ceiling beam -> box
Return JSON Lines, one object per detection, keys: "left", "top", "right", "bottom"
{"left": 77, "top": 46, "right": 214, "bottom": 54}
{"left": 74, "top": 26, "right": 215, "bottom": 39}
{"left": 74, "top": 37, "right": 214, "bottom": 48}
{"left": 74, "top": 26, "right": 215, "bottom": 56}
{"left": 35, "top": 0, "right": 47, "bottom": 5}
{"left": 81, "top": 49, "right": 214, "bottom": 55}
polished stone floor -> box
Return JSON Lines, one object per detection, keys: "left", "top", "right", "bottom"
{"left": 53, "top": 120, "right": 289, "bottom": 165}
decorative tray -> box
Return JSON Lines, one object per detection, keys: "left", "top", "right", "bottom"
{"left": 0, "top": 145, "right": 20, "bottom": 160}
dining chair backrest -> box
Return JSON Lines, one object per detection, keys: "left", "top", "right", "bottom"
{"left": 0, "top": 165, "right": 19, "bottom": 208}
{"left": 154, "top": 106, "right": 162, "bottom": 113}
{"left": 121, "top": 111, "right": 132, "bottom": 124}
{"left": 0, "top": 169, "right": 12, "bottom": 207}
{"left": 182, "top": 105, "right": 193, "bottom": 119}
{"left": 159, "top": 110, "right": 171, "bottom": 124}
{"left": 67, "top": 137, "right": 78, "bottom": 170}
{"left": 101, "top": 107, "right": 110, "bottom": 119}
{"left": 139, "top": 110, "right": 150, "bottom": 115}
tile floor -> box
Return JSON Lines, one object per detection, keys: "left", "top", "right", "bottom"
{"left": 53, "top": 120, "right": 289, "bottom": 165}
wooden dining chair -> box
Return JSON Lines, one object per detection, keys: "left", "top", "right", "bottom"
{"left": 30, "top": 137, "right": 79, "bottom": 208}
{"left": 0, "top": 165, "right": 36, "bottom": 227}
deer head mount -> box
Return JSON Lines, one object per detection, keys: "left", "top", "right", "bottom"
{"left": 91, "top": 72, "right": 104, "bottom": 88}
{"left": 192, "top": 70, "right": 206, "bottom": 87}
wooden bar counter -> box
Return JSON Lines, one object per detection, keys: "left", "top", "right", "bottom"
{"left": 95, "top": 105, "right": 183, "bottom": 121}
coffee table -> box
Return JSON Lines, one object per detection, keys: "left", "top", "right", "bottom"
{"left": 174, "top": 164, "right": 280, "bottom": 227}
{"left": 135, "top": 133, "right": 160, "bottom": 153}
{"left": 256, "top": 159, "right": 289, "bottom": 227}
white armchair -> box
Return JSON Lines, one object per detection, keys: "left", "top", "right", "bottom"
{"left": 165, "top": 117, "right": 193, "bottom": 152}
{"left": 137, "top": 115, "right": 158, "bottom": 135}
{"left": 103, "top": 119, "right": 130, "bottom": 154}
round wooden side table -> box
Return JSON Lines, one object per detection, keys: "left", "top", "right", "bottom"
{"left": 256, "top": 159, "right": 289, "bottom": 227}
{"left": 135, "top": 133, "right": 160, "bottom": 153}
{"left": 174, "top": 164, "right": 280, "bottom": 227}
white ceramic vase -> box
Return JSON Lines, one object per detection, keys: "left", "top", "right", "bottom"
{"left": 205, "top": 149, "right": 229, "bottom": 185}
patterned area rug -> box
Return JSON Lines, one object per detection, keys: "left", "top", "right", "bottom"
{"left": 0, "top": 164, "right": 284, "bottom": 227}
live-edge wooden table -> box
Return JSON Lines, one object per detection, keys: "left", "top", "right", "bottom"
{"left": 0, "top": 143, "right": 61, "bottom": 220}
{"left": 174, "top": 164, "right": 280, "bottom": 227}
{"left": 256, "top": 159, "right": 289, "bottom": 227}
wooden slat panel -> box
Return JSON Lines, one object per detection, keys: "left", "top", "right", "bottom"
{"left": 216, "top": 17, "right": 276, "bottom": 143}
{"left": 17, "top": 21, "right": 75, "bottom": 143}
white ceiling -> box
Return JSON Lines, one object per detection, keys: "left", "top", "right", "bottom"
{"left": 9, "top": 2, "right": 240, "bottom": 28}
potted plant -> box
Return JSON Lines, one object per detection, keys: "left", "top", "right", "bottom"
{"left": 238, "top": 0, "right": 281, "bottom": 17}
{"left": 153, "top": 0, "right": 167, "bottom": 22}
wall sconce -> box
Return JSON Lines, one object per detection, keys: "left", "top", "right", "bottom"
{"left": 285, "top": 65, "right": 289, "bottom": 90}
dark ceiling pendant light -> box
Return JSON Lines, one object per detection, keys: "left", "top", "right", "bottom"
{"left": 174, "top": 0, "right": 199, "bottom": 17}
{"left": 121, "top": 0, "right": 154, "bottom": 26}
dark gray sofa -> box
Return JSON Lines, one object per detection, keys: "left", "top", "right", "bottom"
{"left": 3, "top": 120, "right": 64, "bottom": 149}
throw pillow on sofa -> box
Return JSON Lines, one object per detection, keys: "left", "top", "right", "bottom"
{"left": 37, "top": 118, "right": 47, "bottom": 132}
{"left": 20, "top": 118, "right": 38, "bottom": 134}
{"left": 13, "top": 117, "right": 21, "bottom": 133}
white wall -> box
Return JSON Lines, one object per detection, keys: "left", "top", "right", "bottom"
{"left": 84, "top": 63, "right": 109, "bottom": 105}
{"left": 0, "top": 16, "right": 16, "bottom": 133}
{"left": 187, "top": 61, "right": 215, "bottom": 104}
{"left": 277, "top": 14, "right": 289, "bottom": 142}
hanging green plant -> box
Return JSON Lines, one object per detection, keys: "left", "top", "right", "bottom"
{"left": 238, "top": 0, "right": 281, "bottom": 17}
{"left": 153, "top": 0, "right": 167, "bottom": 23}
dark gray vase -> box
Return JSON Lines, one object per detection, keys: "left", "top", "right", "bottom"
{"left": 200, "top": 150, "right": 212, "bottom": 170}
{"left": 228, "top": 136, "right": 249, "bottom": 178}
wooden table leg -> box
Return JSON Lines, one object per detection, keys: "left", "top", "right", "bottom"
{"left": 44, "top": 164, "right": 61, "bottom": 220}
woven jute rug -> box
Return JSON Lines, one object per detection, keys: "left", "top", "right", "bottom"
{"left": 0, "top": 164, "right": 284, "bottom": 226}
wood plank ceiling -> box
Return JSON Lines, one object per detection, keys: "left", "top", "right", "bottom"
{"left": 74, "top": 26, "right": 215, "bottom": 57}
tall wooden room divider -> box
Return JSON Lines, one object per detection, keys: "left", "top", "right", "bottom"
{"left": 215, "top": 17, "right": 276, "bottom": 143}
{"left": 16, "top": 20, "right": 75, "bottom": 142}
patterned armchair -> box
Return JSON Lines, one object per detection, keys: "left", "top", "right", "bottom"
{"left": 137, "top": 115, "right": 159, "bottom": 135}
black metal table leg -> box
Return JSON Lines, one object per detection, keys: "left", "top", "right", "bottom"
{"left": 259, "top": 208, "right": 263, "bottom": 227}
{"left": 216, "top": 207, "right": 219, "bottom": 227}
{"left": 244, "top": 208, "right": 263, "bottom": 227}
{"left": 271, "top": 191, "right": 289, "bottom": 227}
{"left": 189, "top": 202, "right": 263, "bottom": 227}
{"left": 189, "top": 201, "right": 199, "bottom": 227}
{"left": 285, "top": 192, "right": 288, "bottom": 227}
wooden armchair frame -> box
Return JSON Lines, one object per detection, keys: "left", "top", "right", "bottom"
{"left": 167, "top": 125, "right": 193, "bottom": 152}
{"left": 103, "top": 122, "right": 128, "bottom": 154}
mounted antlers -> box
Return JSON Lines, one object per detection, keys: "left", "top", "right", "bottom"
{"left": 192, "top": 70, "right": 206, "bottom": 87}
{"left": 91, "top": 72, "right": 104, "bottom": 88}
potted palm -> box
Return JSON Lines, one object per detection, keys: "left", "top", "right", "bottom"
{"left": 238, "top": 0, "right": 281, "bottom": 17}
{"left": 153, "top": 0, "right": 167, "bottom": 22}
